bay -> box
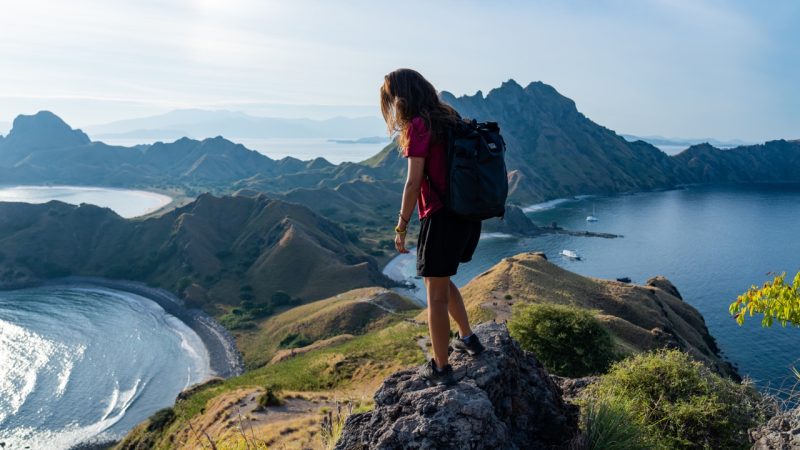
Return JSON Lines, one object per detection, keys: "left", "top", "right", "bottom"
{"left": 385, "top": 184, "right": 800, "bottom": 391}
{"left": 0, "top": 286, "right": 211, "bottom": 448}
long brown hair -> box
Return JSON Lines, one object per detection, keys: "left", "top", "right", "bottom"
{"left": 380, "top": 68, "right": 460, "bottom": 151}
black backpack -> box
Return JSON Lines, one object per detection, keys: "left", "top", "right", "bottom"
{"left": 435, "top": 119, "right": 508, "bottom": 221}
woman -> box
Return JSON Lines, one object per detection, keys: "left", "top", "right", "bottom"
{"left": 380, "top": 68, "right": 484, "bottom": 386}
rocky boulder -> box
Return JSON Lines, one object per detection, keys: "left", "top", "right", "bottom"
{"left": 751, "top": 408, "right": 800, "bottom": 449}
{"left": 334, "top": 322, "right": 578, "bottom": 450}
{"left": 646, "top": 275, "right": 683, "bottom": 300}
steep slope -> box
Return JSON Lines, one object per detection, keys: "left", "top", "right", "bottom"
{"left": 0, "top": 194, "right": 391, "bottom": 307}
{"left": 456, "top": 251, "right": 736, "bottom": 378}
{"left": 0, "top": 111, "right": 90, "bottom": 155}
{"left": 673, "top": 140, "right": 800, "bottom": 183}
{"left": 116, "top": 319, "right": 427, "bottom": 450}
{"left": 235, "top": 287, "right": 420, "bottom": 368}
{"left": 440, "top": 80, "right": 686, "bottom": 204}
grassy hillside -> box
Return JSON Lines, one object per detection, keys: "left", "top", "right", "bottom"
{"left": 235, "top": 287, "right": 420, "bottom": 368}
{"left": 0, "top": 194, "right": 391, "bottom": 311}
{"left": 116, "top": 317, "right": 426, "bottom": 450}
{"left": 437, "top": 251, "right": 736, "bottom": 378}
{"left": 115, "top": 250, "right": 747, "bottom": 448}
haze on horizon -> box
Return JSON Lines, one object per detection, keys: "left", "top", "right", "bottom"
{"left": 0, "top": 0, "right": 798, "bottom": 142}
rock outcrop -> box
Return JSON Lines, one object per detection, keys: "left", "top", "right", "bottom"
{"left": 457, "top": 252, "right": 738, "bottom": 379}
{"left": 751, "top": 409, "right": 800, "bottom": 449}
{"left": 334, "top": 322, "right": 577, "bottom": 450}
{"left": 482, "top": 204, "right": 543, "bottom": 236}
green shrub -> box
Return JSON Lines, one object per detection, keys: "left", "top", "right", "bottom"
{"left": 147, "top": 407, "right": 176, "bottom": 432}
{"left": 218, "top": 313, "right": 256, "bottom": 330}
{"left": 271, "top": 291, "right": 292, "bottom": 306}
{"left": 257, "top": 386, "right": 283, "bottom": 409}
{"left": 587, "top": 349, "right": 764, "bottom": 450}
{"left": 508, "top": 303, "right": 616, "bottom": 376}
{"left": 279, "top": 333, "right": 313, "bottom": 349}
{"left": 573, "top": 398, "right": 647, "bottom": 450}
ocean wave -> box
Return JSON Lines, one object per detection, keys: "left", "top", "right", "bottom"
{"left": 165, "top": 315, "right": 212, "bottom": 387}
{"left": 0, "top": 285, "right": 216, "bottom": 448}
{"left": 521, "top": 197, "right": 575, "bottom": 213}
{"left": 0, "top": 319, "right": 68, "bottom": 424}
{"left": 480, "top": 232, "right": 514, "bottom": 239}
{"left": 55, "top": 344, "right": 85, "bottom": 398}
{"left": 2, "top": 377, "right": 146, "bottom": 450}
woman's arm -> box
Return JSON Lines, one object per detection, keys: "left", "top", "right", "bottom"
{"left": 395, "top": 156, "right": 425, "bottom": 253}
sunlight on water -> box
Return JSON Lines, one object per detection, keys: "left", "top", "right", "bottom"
{"left": 0, "top": 185, "right": 171, "bottom": 218}
{"left": 0, "top": 286, "right": 211, "bottom": 448}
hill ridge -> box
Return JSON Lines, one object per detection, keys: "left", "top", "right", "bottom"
{"left": 0, "top": 194, "right": 391, "bottom": 307}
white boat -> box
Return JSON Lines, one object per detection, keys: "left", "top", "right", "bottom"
{"left": 560, "top": 249, "right": 581, "bottom": 260}
{"left": 586, "top": 204, "right": 599, "bottom": 222}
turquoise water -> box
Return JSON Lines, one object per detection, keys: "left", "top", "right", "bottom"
{"left": 385, "top": 184, "right": 800, "bottom": 391}
{"left": 0, "top": 286, "right": 211, "bottom": 448}
{"left": 0, "top": 185, "right": 172, "bottom": 218}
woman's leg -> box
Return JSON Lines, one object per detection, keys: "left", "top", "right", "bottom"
{"left": 447, "top": 281, "right": 472, "bottom": 338}
{"left": 425, "top": 276, "right": 452, "bottom": 369}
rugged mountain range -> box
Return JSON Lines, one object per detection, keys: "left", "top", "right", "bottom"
{"left": 0, "top": 193, "right": 390, "bottom": 307}
{"left": 0, "top": 111, "right": 329, "bottom": 190}
{"left": 439, "top": 80, "right": 800, "bottom": 203}
{"left": 228, "top": 81, "right": 800, "bottom": 205}
{"left": 2, "top": 80, "right": 800, "bottom": 216}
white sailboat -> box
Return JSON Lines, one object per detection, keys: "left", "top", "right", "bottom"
{"left": 560, "top": 249, "right": 581, "bottom": 260}
{"left": 586, "top": 204, "right": 599, "bottom": 222}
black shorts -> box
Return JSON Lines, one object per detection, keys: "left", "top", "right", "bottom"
{"left": 416, "top": 208, "right": 481, "bottom": 277}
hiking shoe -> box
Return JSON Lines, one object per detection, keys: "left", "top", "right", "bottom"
{"left": 452, "top": 333, "right": 485, "bottom": 356}
{"left": 418, "top": 359, "right": 456, "bottom": 386}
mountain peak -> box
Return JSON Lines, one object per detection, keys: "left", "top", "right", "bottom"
{"left": 5, "top": 111, "right": 90, "bottom": 149}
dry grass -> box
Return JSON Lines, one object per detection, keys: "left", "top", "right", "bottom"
{"left": 417, "top": 251, "right": 735, "bottom": 377}
{"left": 236, "top": 287, "right": 420, "bottom": 368}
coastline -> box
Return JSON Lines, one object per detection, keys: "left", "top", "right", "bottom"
{"left": 2, "top": 276, "right": 244, "bottom": 380}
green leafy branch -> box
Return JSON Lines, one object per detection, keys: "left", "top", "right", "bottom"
{"left": 729, "top": 272, "right": 800, "bottom": 327}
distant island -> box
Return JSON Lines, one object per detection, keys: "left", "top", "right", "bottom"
{"left": 84, "top": 109, "right": 386, "bottom": 141}
{"left": 327, "top": 136, "right": 390, "bottom": 144}
{"left": 620, "top": 133, "right": 753, "bottom": 149}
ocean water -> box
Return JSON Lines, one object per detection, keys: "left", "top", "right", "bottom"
{"left": 232, "top": 137, "right": 388, "bottom": 164}
{"left": 384, "top": 184, "right": 800, "bottom": 391}
{"left": 0, "top": 186, "right": 172, "bottom": 218}
{"left": 0, "top": 286, "right": 211, "bottom": 448}
{"left": 99, "top": 137, "right": 389, "bottom": 165}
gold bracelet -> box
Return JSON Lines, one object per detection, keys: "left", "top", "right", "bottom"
{"left": 394, "top": 226, "right": 407, "bottom": 234}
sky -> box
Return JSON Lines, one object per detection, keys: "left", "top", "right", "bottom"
{"left": 0, "top": 0, "right": 798, "bottom": 141}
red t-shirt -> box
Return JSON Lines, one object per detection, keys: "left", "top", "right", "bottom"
{"left": 402, "top": 117, "right": 446, "bottom": 219}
